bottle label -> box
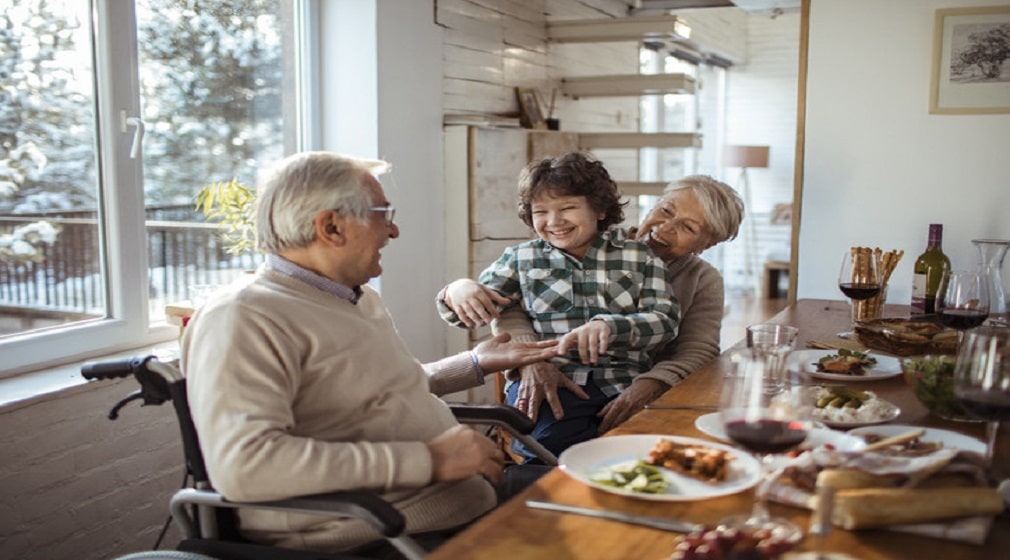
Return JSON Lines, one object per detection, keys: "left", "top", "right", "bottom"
{"left": 911, "top": 273, "right": 931, "bottom": 314}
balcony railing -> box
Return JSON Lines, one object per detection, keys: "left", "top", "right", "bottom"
{"left": 0, "top": 207, "right": 261, "bottom": 335}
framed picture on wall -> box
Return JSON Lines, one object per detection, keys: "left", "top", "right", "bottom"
{"left": 929, "top": 5, "right": 1010, "bottom": 114}
{"left": 515, "top": 87, "right": 547, "bottom": 129}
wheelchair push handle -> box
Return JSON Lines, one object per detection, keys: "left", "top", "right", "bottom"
{"left": 81, "top": 355, "right": 153, "bottom": 380}
{"left": 81, "top": 355, "right": 184, "bottom": 419}
{"left": 82, "top": 355, "right": 184, "bottom": 382}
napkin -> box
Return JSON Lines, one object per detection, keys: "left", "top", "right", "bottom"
{"left": 764, "top": 447, "right": 996, "bottom": 545}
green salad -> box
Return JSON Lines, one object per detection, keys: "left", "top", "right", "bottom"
{"left": 901, "top": 355, "right": 973, "bottom": 421}
{"left": 590, "top": 460, "right": 670, "bottom": 494}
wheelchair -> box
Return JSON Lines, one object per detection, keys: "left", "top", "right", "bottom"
{"left": 81, "top": 355, "right": 557, "bottom": 560}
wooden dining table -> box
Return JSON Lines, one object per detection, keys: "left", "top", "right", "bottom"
{"left": 429, "top": 299, "right": 1010, "bottom": 560}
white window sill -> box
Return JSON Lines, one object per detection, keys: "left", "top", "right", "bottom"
{"left": 0, "top": 340, "right": 180, "bottom": 411}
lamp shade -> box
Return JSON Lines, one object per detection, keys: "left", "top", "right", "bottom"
{"left": 724, "top": 145, "right": 770, "bottom": 169}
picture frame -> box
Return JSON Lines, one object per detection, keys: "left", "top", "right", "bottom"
{"left": 515, "top": 87, "right": 547, "bottom": 129}
{"left": 929, "top": 5, "right": 1010, "bottom": 114}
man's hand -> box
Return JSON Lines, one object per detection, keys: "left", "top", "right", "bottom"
{"left": 556, "top": 320, "right": 611, "bottom": 365}
{"left": 471, "top": 332, "right": 559, "bottom": 375}
{"left": 597, "top": 378, "right": 668, "bottom": 433}
{"left": 427, "top": 425, "right": 506, "bottom": 485}
{"left": 513, "top": 361, "right": 589, "bottom": 422}
{"left": 440, "top": 279, "right": 511, "bottom": 327}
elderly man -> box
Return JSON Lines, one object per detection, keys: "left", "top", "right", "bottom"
{"left": 181, "top": 151, "right": 558, "bottom": 556}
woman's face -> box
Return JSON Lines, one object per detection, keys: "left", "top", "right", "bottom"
{"left": 637, "top": 188, "right": 711, "bottom": 262}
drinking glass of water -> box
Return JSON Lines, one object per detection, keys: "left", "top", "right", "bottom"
{"left": 746, "top": 323, "right": 799, "bottom": 394}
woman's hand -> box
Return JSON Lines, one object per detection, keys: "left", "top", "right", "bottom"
{"left": 514, "top": 361, "right": 589, "bottom": 422}
{"left": 441, "top": 279, "right": 511, "bottom": 328}
{"left": 556, "top": 320, "right": 611, "bottom": 365}
{"left": 596, "top": 377, "right": 669, "bottom": 433}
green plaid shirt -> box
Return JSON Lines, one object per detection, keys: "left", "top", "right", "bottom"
{"left": 440, "top": 228, "right": 679, "bottom": 396}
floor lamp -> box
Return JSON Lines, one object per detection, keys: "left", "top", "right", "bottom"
{"left": 724, "top": 145, "right": 770, "bottom": 294}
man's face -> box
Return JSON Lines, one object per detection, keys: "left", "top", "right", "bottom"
{"left": 637, "top": 189, "right": 710, "bottom": 262}
{"left": 342, "top": 174, "right": 399, "bottom": 285}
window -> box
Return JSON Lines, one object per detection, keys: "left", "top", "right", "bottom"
{"left": 0, "top": 0, "right": 308, "bottom": 377}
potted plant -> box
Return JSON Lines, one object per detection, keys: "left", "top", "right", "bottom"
{"left": 194, "top": 178, "right": 256, "bottom": 255}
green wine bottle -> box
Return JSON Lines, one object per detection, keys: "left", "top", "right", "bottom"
{"left": 910, "top": 224, "right": 951, "bottom": 315}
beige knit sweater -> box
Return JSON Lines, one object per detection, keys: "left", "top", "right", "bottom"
{"left": 181, "top": 268, "right": 495, "bottom": 552}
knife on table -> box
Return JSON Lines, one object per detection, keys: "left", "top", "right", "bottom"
{"left": 525, "top": 500, "right": 701, "bottom": 533}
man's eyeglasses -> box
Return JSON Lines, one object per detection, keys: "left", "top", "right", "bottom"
{"left": 368, "top": 205, "right": 396, "bottom": 226}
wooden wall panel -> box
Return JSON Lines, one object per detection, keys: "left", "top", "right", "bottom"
{"left": 468, "top": 127, "right": 530, "bottom": 240}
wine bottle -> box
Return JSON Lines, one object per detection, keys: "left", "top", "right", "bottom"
{"left": 910, "top": 224, "right": 951, "bottom": 315}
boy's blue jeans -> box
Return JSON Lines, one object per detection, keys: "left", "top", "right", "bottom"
{"left": 505, "top": 373, "right": 615, "bottom": 463}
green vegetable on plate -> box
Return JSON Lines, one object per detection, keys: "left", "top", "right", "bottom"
{"left": 590, "top": 460, "right": 671, "bottom": 494}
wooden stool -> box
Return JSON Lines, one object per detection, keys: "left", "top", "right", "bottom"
{"left": 763, "top": 260, "right": 790, "bottom": 299}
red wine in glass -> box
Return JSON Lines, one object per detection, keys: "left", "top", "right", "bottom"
{"left": 955, "top": 390, "right": 1010, "bottom": 422}
{"left": 838, "top": 282, "right": 881, "bottom": 301}
{"left": 938, "top": 309, "right": 989, "bottom": 330}
{"left": 725, "top": 419, "right": 809, "bottom": 455}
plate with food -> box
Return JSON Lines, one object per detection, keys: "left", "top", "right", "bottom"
{"left": 847, "top": 424, "right": 986, "bottom": 455}
{"left": 558, "top": 434, "right": 762, "bottom": 501}
{"left": 793, "top": 349, "right": 902, "bottom": 381}
{"left": 693, "top": 412, "right": 833, "bottom": 444}
{"left": 809, "top": 385, "right": 901, "bottom": 428}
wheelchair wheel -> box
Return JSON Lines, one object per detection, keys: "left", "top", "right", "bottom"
{"left": 115, "top": 552, "right": 219, "bottom": 560}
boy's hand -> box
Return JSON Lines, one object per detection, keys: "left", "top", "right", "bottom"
{"left": 441, "top": 279, "right": 510, "bottom": 327}
{"left": 556, "top": 321, "right": 611, "bottom": 365}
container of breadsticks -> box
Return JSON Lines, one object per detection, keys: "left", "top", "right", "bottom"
{"left": 851, "top": 247, "right": 903, "bottom": 323}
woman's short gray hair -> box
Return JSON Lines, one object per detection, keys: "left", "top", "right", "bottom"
{"left": 255, "top": 152, "right": 391, "bottom": 254}
{"left": 664, "top": 175, "right": 744, "bottom": 248}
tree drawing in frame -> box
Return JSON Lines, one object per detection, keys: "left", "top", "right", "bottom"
{"left": 515, "top": 87, "right": 547, "bottom": 129}
{"left": 930, "top": 5, "right": 1010, "bottom": 114}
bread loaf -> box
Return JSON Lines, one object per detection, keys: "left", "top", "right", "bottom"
{"left": 831, "top": 487, "right": 1005, "bottom": 529}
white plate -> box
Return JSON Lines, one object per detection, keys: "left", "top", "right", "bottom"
{"left": 808, "top": 386, "right": 901, "bottom": 428}
{"left": 846, "top": 424, "right": 986, "bottom": 455}
{"left": 793, "top": 349, "right": 903, "bottom": 382}
{"left": 558, "top": 434, "right": 762, "bottom": 501}
{"left": 694, "top": 412, "right": 864, "bottom": 452}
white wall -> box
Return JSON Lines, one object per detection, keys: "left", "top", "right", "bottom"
{"left": 798, "top": 0, "right": 1010, "bottom": 305}
{"left": 320, "top": 0, "right": 447, "bottom": 362}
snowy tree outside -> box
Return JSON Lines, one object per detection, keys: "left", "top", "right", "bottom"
{"left": 0, "top": 0, "right": 290, "bottom": 338}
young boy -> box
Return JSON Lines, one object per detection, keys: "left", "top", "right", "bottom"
{"left": 436, "top": 152, "right": 679, "bottom": 460}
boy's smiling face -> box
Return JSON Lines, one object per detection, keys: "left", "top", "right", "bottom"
{"left": 530, "top": 191, "right": 604, "bottom": 259}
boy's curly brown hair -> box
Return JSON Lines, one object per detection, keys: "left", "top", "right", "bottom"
{"left": 516, "top": 152, "right": 627, "bottom": 231}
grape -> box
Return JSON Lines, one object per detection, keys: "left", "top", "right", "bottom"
{"left": 669, "top": 525, "right": 797, "bottom": 560}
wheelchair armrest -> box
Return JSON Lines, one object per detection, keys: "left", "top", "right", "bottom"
{"left": 171, "top": 488, "right": 407, "bottom": 538}
{"left": 446, "top": 402, "right": 534, "bottom": 433}
{"left": 447, "top": 403, "right": 558, "bottom": 466}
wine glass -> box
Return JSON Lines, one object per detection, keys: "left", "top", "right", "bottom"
{"left": 719, "top": 351, "right": 813, "bottom": 542}
{"left": 837, "top": 249, "right": 882, "bottom": 338}
{"left": 952, "top": 326, "right": 1010, "bottom": 465}
{"left": 935, "top": 269, "right": 990, "bottom": 346}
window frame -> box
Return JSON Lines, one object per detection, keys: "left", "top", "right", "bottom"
{"left": 0, "top": 0, "right": 317, "bottom": 378}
